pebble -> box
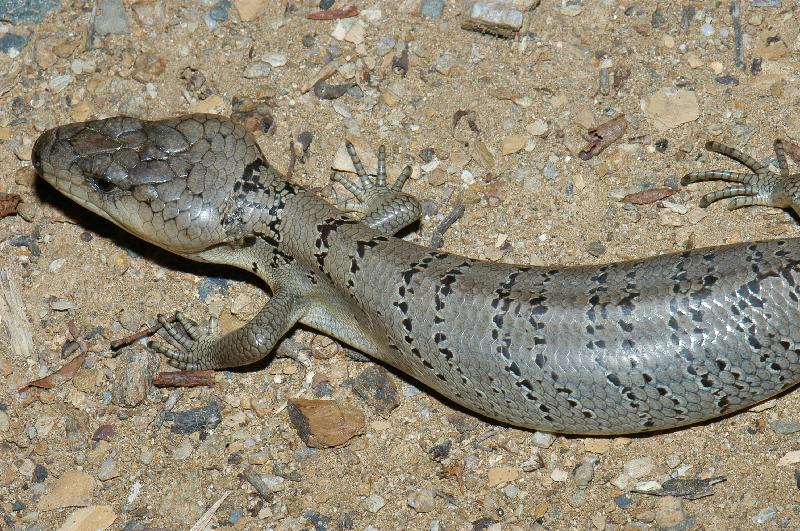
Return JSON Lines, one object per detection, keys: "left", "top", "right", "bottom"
{"left": 209, "top": 0, "right": 232, "bottom": 22}
{"left": 527, "top": 119, "right": 548, "bottom": 137}
{"left": 666, "top": 454, "right": 681, "bottom": 468}
{"left": 642, "top": 88, "right": 700, "bottom": 131}
{"left": 503, "top": 484, "right": 520, "bottom": 498}
{"left": 33, "top": 463, "right": 48, "bottom": 483}
{"left": 38, "top": 471, "right": 95, "bottom": 510}
{"left": 262, "top": 52, "right": 287, "bottom": 67}
{"left": 770, "top": 419, "right": 800, "bottom": 435}
{"left": 0, "top": 410, "right": 9, "bottom": 432}
{"left": 287, "top": 398, "right": 365, "bottom": 448}
{"left": 501, "top": 135, "right": 527, "bottom": 155}
{"left": 531, "top": 431, "right": 555, "bottom": 448}
{"left": 59, "top": 506, "right": 117, "bottom": 530}
{"left": 752, "top": 506, "right": 777, "bottom": 524}
{"left": 244, "top": 61, "right": 272, "bottom": 79}
{"left": 112, "top": 351, "right": 157, "bottom": 408}
{"left": 132, "top": 0, "right": 167, "bottom": 25}
{"left": 569, "top": 489, "right": 587, "bottom": 507}
{"left": 0, "top": 0, "right": 60, "bottom": 22}
{"left": 50, "top": 299, "right": 77, "bottom": 311}
{"left": 407, "top": 489, "right": 436, "bottom": 513}
{"left": 488, "top": 466, "right": 520, "bottom": 486}
{"left": 230, "top": 293, "right": 252, "bottom": 315}
{"left": 0, "top": 33, "right": 28, "bottom": 56}
{"left": 352, "top": 365, "right": 401, "bottom": 414}
{"left": 366, "top": 494, "right": 385, "bottom": 513}
{"left": 623, "top": 457, "right": 654, "bottom": 479}
{"left": 573, "top": 458, "right": 595, "bottom": 487}
{"left": 48, "top": 74, "right": 74, "bottom": 93}
{"left": 655, "top": 496, "right": 689, "bottom": 529}
{"left": 420, "top": 0, "right": 444, "bottom": 18}
{"left": 94, "top": 0, "right": 130, "bottom": 35}
{"left": 165, "top": 401, "right": 222, "bottom": 435}
{"left": 550, "top": 468, "right": 568, "bottom": 482}
{"left": 613, "top": 495, "right": 632, "bottom": 509}
{"left": 96, "top": 457, "right": 119, "bottom": 481}
{"left": 779, "top": 450, "right": 800, "bottom": 466}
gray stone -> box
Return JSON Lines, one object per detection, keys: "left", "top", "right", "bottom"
{"left": 0, "top": 0, "right": 60, "bottom": 23}
{"left": 94, "top": 0, "right": 130, "bottom": 35}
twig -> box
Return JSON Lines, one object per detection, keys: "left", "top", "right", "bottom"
{"left": 110, "top": 315, "right": 178, "bottom": 351}
{"left": 731, "top": 1, "right": 744, "bottom": 69}
{"left": 189, "top": 492, "right": 230, "bottom": 531}
{"left": 430, "top": 202, "right": 465, "bottom": 249}
{"left": 243, "top": 466, "right": 274, "bottom": 501}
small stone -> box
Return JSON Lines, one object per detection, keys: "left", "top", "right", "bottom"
{"left": 779, "top": 450, "right": 800, "bottom": 466}
{"left": 94, "top": 0, "right": 130, "bottom": 35}
{"left": 38, "top": 471, "right": 95, "bottom": 510}
{"left": 0, "top": 33, "right": 28, "bottom": 55}
{"left": 666, "top": 454, "right": 681, "bottom": 468}
{"left": 234, "top": 0, "right": 268, "bottom": 21}
{"left": 230, "top": 293, "right": 252, "bottom": 315}
{"left": 244, "top": 61, "right": 272, "bottom": 79}
{"left": 613, "top": 495, "right": 633, "bottom": 509}
{"left": 527, "top": 119, "right": 548, "bottom": 137}
{"left": 501, "top": 135, "right": 527, "bottom": 155}
{"left": 48, "top": 74, "right": 74, "bottom": 93}
{"left": 503, "top": 484, "right": 520, "bottom": 498}
{"left": 752, "top": 506, "right": 777, "bottom": 524}
{"left": 262, "top": 52, "right": 287, "bottom": 67}
{"left": 33, "top": 463, "right": 48, "bottom": 483}
{"left": 407, "top": 489, "right": 436, "bottom": 513}
{"left": 352, "top": 366, "right": 401, "bottom": 414}
{"left": 573, "top": 459, "right": 595, "bottom": 487}
{"left": 132, "top": 54, "right": 166, "bottom": 84}
{"left": 0, "top": 0, "right": 60, "bottom": 23}
{"left": 287, "top": 399, "right": 365, "bottom": 448}
{"left": 51, "top": 299, "right": 77, "bottom": 311}
{"left": 96, "top": 458, "right": 119, "bottom": 481}
{"left": 0, "top": 410, "right": 9, "bottom": 432}
{"left": 488, "top": 466, "right": 520, "bottom": 487}
{"left": 583, "top": 438, "right": 610, "bottom": 454}
{"left": 209, "top": 0, "right": 231, "bottom": 21}
{"left": 642, "top": 88, "right": 700, "bottom": 131}
{"left": 550, "top": 468, "right": 568, "bottom": 482}
{"left": 58, "top": 505, "right": 117, "bottom": 531}
{"left": 166, "top": 401, "right": 222, "bottom": 435}
{"left": 624, "top": 457, "right": 654, "bottom": 479}
{"left": 112, "top": 350, "right": 157, "bottom": 408}
{"left": 770, "top": 419, "right": 800, "bottom": 435}
{"left": 586, "top": 242, "right": 606, "bottom": 257}
{"left": 655, "top": 496, "right": 689, "bottom": 528}
{"left": 131, "top": 0, "right": 167, "bottom": 26}
{"left": 366, "top": 494, "right": 385, "bottom": 513}
{"left": 531, "top": 431, "right": 555, "bottom": 448}
{"left": 421, "top": 0, "right": 444, "bottom": 18}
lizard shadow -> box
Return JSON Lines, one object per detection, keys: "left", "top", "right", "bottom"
{"left": 36, "top": 178, "right": 265, "bottom": 289}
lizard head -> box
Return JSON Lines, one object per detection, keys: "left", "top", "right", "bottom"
{"left": 33, "top": 115, "right": 260, "bottom": 257}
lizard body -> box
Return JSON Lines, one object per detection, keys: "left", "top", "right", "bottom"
{"left": 32, "top": 114, "right": 800, "bottom": 434}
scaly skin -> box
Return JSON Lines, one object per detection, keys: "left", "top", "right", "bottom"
{"left": 32, "top": 115, "right": 800, "bottom": 434}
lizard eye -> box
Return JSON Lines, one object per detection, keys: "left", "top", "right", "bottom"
{"left": 89, "top": 176, "right": 115, "bottom": 193}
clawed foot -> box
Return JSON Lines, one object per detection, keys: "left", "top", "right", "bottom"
{"left": 148, "top": 311, "right": 216, "bottom": 370}
{"left": 332, "top": 142, "right": 422, "bottom": 235}
{"left": 682, "top": 139, "right": 800, "bottom": 211}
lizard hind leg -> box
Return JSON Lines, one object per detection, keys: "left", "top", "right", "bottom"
{"left": 682, "top": 140, "right": 800, "bottom": 213}
{"left": 332, "top": 142, "right": 422, "bottom": 236}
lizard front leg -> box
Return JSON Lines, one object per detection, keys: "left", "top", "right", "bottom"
{"left": 151, "top": 283, "right": 305, "bottom": 370}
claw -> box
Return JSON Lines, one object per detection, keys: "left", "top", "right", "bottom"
{"left": 684, "top": 139, "right": 799, "bottom": 213}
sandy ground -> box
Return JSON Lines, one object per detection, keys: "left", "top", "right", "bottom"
{"left": 2, "top": 0, "right": 800, "bottom": 529}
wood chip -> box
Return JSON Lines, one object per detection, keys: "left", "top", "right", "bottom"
{"left": 579, "top": 114, "right": 628, "bottom": 160}
{"left": 0, "top": 267, "right": 35, "bottom": 361}
{"left": 152, "top": 370, "right": 216, "bottom": 388}
{"left": 306, "top": 5, "right": 358, "bottom": 20}
{"left": 19, "top": 351, "right": 88, "bottom": 392}
{"left": 622, "top": 187, "right": 675, "bottom": 205}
